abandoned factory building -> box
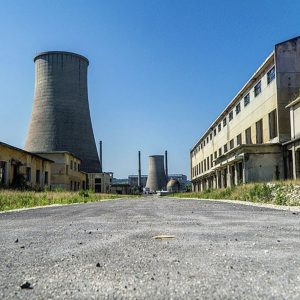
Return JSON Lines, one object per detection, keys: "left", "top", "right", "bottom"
{"left": 190, "top": 36, "right": 300, "bottom": 191}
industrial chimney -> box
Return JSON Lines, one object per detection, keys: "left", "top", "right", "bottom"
{"left": 25, "top": 51, "right": 101, "bottom": 173}
{"left": 99, "top": 141, "right": 103, "bottom": 173}
{"left": 138, "top": 151, "right": 141, "bottom": 190}
{"left": 146, "top": 155, "right": 167, "bottom": 192}
{"left": 165, "top": 150, "right": 168, "bottom": 181}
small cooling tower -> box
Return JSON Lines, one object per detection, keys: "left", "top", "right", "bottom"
{"left": 25, "top": 51, "right": 101, "bottom": 173}
{"left": 146, "top": 155, "right": 167, "bottom": 192}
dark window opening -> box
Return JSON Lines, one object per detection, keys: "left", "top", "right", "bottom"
{"left": 267, "top": 67, "right": 275, "bottom": 84}
{"left": 269, "top": 109, "right": 278, "bottom": 139}
{"left": 256, "top": 119, "right": 263, "bottom": 144}
{"left": 254, "top": 81, "right": 261, "bottom": 97}
{"left": 244, "top": 93, "right": 250, "bottom": 107}
{"left": 245, "top": 127, "right": 252, "bottom": 144}
{"left": 36, "top": 170, "right": 40, "bottom": 184}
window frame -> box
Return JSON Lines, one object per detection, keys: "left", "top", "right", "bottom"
{"left": 244, "top": 93, "right": 250, "bottom": 107}
{"left": 267, "top": 66, "right": 275, "bottom": 85}
{"left": 254, "top": 81, "right": 262, "bottom": 97}
{"left": 235, "top": 102, "right": 241, "bottom": 115}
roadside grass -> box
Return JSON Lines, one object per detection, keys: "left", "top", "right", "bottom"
{"left": 0, "top": 190, "right": 135, "bottom": 211}
{"left": 170, "top": 181, "right": 300, "bottom": 206}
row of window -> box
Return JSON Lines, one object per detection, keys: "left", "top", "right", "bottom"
{"left": 70, "top": 160, "right": 80, "bottom": 172}
{"left": 70, "top": 180, "right": 82, "bottom": 191}
{"left": 192, "top": 66, "right": 275, "bottom": 156}
{"left": 25, "top": 167, "right": 48, "bottom": 185}
{"left": 192, "top": 110, "right": 277, "bottom": 178}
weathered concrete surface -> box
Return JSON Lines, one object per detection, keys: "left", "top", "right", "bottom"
{"left": 25, "top": 51, "right": 100, "bottom": 173}
{"left": 0, "top": 197, "right": 300, "bottom": 299}
{"left": 146, "top": 155, "right": 167, "bottom": 192}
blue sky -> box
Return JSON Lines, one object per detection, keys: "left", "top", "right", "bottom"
{"left": 0, "top": 0, "right": 300, "bottom": 178}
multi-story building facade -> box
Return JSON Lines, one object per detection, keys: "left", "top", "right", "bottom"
{"left": 35, "top": 151, "right": 87, "bottom": 191}
{"left": 190, "top": 36, "right": 300, "bottom": 191}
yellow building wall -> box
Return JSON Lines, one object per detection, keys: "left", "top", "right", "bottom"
{"left": 35, "top": 152, "right": 87, "bottom": 190}
{"left": 0, "top": 144, "right": 52, "bottom": 189}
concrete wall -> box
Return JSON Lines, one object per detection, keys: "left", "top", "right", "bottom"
{"left": 245, "top": 152, "right": 284, "bottom": 182}
{"left": 36, "top": 152, "right": 86, "bottom": 190}
{"left": 275, "top": 37, "right": 300, "bottom": 142}
{"left": 88, "top": 172, "right": 112, "bottom": 193}
{"left": 25, "top": 51, "right": 101, "bottom": 173}
{"left": 146, "top": 155, "right": 167, "bottom": 192}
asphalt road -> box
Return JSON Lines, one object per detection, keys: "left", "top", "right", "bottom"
{"left": 0, "top": 197, "right": 300, "bottom": 299}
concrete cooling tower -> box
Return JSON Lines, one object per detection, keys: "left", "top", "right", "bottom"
{"left": 25, "top": 51, "right": 101, "bottom": 173}
{"left": 146, "top": 155, "right": 167, "bottom": 192}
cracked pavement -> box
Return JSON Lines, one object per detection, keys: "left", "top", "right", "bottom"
{"left": 0, "top": 197, "right": 300, "bottom": 299}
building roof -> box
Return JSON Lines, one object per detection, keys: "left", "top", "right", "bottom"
{"left": 33, "top": 151, "right": 82, "bottom": 162}
{"left": 0, "top": 142, "right": 54, "bottom": 163}
{"left": 286, "top": 96, "right": 300, "bottom": 108}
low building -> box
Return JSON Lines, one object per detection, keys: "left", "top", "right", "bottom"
{"left": 285, "top": 97, "right": 300, "bottom": 179}
{"left": 190, "top": 36, "right": 300, "bottom": 191}
{"left": 110, "top": 183, "right": 131, "bottom": 195}
{"left": 35, "top": 151, "right": 87, "bottom": 191}
{"left": 0, "top": 142, "right": 52, "bottom": 189}
{"left": 128, "top": 175, "right": 147, "bottom": 188}
{"left": 88, "top": 172, "right": 113, "bottom": 193}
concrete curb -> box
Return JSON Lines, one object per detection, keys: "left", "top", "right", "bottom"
{"left": 0, "top": 197, "right": 133, "bottom": 214}
{"left": 168, "top": 197, "right": 300, "bottom": 212}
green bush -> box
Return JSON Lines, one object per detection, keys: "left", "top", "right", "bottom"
{"left": 170, "top": 181, "right": 300, "bottom": 206}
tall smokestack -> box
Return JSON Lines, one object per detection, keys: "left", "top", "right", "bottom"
{"left": 146, "top": 155, "right": 167, "bottom": 192}
{"left": 25, "top": 51, "right": 101, "bottom": 173}
{"left": 138, "top": 151, "right": 141, "bottom": 190}
{"left": 99, "top": 140, "right": 103, "bottom": 173}
{"left": 165, "top": 150, "right": 168, "bottom": 181}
